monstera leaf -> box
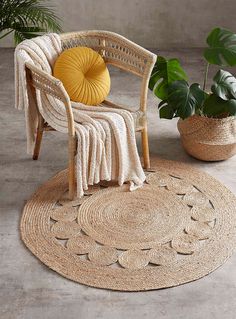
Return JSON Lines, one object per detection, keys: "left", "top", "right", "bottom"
{"left": 227, "top": 99, "right": 236, "bottom": 115}
{"left": 203, "top": 94, "right": 236, "bottom": 117}
{"left": 211, "top": 70, "right": 236, "bottom": 100}
{"left": 149, "top": 56, "right": 187, "bottom": 100}
{"left": 158, "top": 100, "right": 175, "bottom": 119}
{"left": 159, "top": 80, "right": 207, "bottom": 120}
{"left": 204, "top": 27, "right": 236, "bottom": 66}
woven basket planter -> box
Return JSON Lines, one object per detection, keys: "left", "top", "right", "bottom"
{"left": 177, "top": 115, "right": 236, "bottom": 161}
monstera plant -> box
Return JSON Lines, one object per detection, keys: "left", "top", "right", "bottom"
{"left": 0, "top": 0, "right": 62, "bottom": 44}
{"left": 149, "top": 27, "right": 236, "bottom": 161}
{"left": 149, "top": 27, "right": 236, "bottom": 120}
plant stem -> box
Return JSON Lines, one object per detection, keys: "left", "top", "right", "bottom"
{"left": 0, "top": 29, "right": 13, "bottom": 40}
{"left": 203, "top": 62, "right": 209, "bottom": 91}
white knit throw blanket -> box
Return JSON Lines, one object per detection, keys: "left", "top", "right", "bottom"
{"left": 15, "top": 33, "right": 146, "bottom": 197}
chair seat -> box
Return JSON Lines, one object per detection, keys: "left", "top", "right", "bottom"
{"left": 131, "top": 110, "right": 145, "bottom": 130}
{"left": 102, "top": 100, "right": 145, "bottom": 131}
{"left": 43, "top": 106, "right": 145, "bottom": 132}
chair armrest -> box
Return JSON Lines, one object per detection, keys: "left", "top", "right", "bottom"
{"left": 25, "top": 62, "right": 75, "bottom": 137}
{"left": 139, "top": 52, "right": 156, "bottom": 113}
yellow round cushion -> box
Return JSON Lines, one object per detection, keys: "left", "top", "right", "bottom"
{"left": 53, "top": 47, "right": 110, "bottom": 105}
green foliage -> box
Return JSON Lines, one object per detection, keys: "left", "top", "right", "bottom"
{"left": 0, "top": 0, "right": 62, "bottom": 44}
{"left": 203, "top": 70, "right": 236, "bottom": 116}
{"left": 203, "top": 94, "right": 236, "bottom": 117}
{"left": 211, "top": 70, "right": 236, "bottom": 100}
{"left": 159, "top": 81, "right": 207, "bottom": 119}
{"left": 149, "top": 27, "right": 236, "bottom": 120}
{"left": 204, "top": 27, "right": 236, "bottom": 66}
{"left": 149, "top": 56, "right": 187, "bottom": 100}
{"left": 158, "top": 100, "right": 175, "bottom": 119}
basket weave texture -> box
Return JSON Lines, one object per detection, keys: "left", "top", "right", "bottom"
{"left": 178, "top": 115, "right": 236, "bottom": 161}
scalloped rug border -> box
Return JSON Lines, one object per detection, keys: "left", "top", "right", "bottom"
{"left": 20, "top": 157, "right": 236, "bottom": 291}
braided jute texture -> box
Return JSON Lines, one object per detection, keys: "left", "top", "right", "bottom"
{"left": 20, "top": 158, "right": 236, "bottom": 291}
{"left": 178, "top": 115, "right": 236, "bottom": 161}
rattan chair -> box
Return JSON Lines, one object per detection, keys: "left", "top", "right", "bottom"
{"left": 25, "top": 31, "right": 157, "bottom": 199}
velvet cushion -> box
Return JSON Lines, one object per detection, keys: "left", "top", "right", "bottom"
{"left": 53, "top": 47, "right": 110, "bottom": 105}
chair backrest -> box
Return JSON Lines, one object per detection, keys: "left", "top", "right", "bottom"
{"left": 60, "top": 30, "right": 155, "bottom": 77}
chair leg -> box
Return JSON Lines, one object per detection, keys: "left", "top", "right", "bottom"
{"left": 33, "top": 115, "right": 44, "bottom": 160}
{"left": 141, "top": 126, "right": 150, "bottom": 169}
{"left": 68, "top": 136, "right": 76, "bottom": 200}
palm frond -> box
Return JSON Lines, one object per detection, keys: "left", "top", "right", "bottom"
{"left": 0, "top": 0, "right": 62, "bottom": 44}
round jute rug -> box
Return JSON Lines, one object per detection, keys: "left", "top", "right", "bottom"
{"left": 20, "top": 158, "right": 236, "bottom": 291}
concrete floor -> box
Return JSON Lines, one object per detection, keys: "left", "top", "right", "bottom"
{"left": 1, "top": 48, "right": 236, "bottom": 319}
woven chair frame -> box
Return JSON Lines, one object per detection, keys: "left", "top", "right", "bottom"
{"left": 25, "top": 30, "right": 157, "bottom": 199}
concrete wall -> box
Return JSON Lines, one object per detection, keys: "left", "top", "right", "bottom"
{"left": 1, "top": 0, "right": 236, "bottom": 48}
